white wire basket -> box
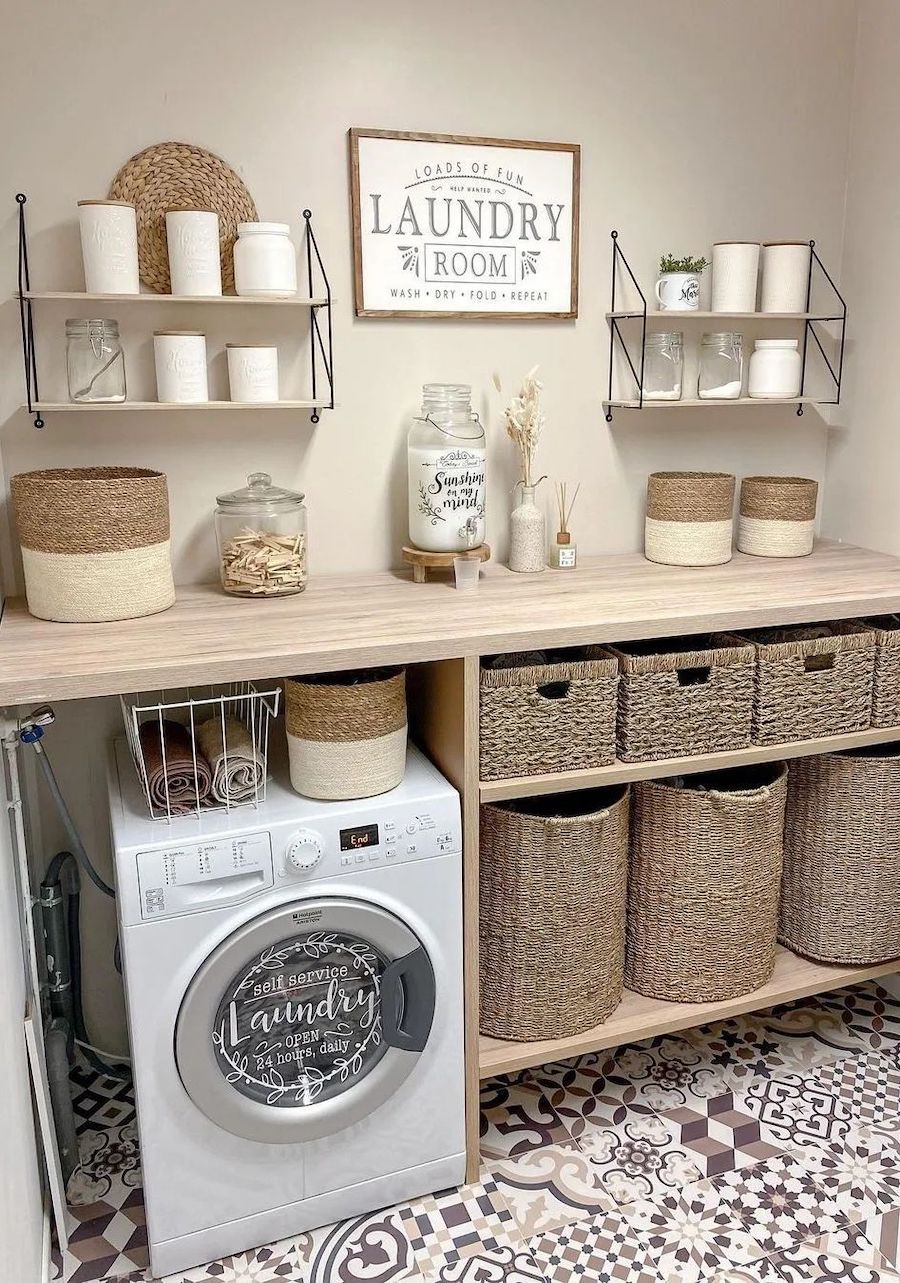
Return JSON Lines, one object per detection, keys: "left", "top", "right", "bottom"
{"left": 121, "top": 681, "right": 281, "bottom": 821}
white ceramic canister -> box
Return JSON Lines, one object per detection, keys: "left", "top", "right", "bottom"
{"left": 165, "top": 209, "right": 222, "bottom": 296}
{"left": 760, "top": 242, "right": 811, "bottom": 313}
{"left": 226, "top": 345, "right": 279, "bottom": 403}
{"left": 748, "top": 339, "right": 802, "bottom": 399}
{"left": 153, "top": 331, "right": 209, "bottom": 403}
{"left": 711, "top": 242, "right": 760, "bottom": 312}
{"left": 77, "top": 199, "right": 140, "bottom": 294}
{"left": 233, "top": 222, "right": 298, "bottom": 297}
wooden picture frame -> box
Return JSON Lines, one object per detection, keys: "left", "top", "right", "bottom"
{"left": 349, "top": 128, "right": 580, "bottom": 320}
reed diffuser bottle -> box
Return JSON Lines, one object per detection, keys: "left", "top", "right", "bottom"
{"left": 550, "top": 482, "right": 580, "bottom": 569}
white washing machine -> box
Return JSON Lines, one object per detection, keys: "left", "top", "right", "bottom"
{"left": 107, "top": 740, "right": 465, "bottom": 1278}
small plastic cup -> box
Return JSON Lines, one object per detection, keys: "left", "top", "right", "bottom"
{"left": 453, "top": 557, "right": 481, "bottom": 591}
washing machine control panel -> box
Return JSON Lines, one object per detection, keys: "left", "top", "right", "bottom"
{"left": 284, "top": 828, "right": 324, "bottom": 872}
{"left": 136, "top": 833, "right": 274, "bottom": 920}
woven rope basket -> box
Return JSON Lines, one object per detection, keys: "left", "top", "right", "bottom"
{"left": 735, "top": 622, "right": 876, "bottom": 745}
{"left": 480, "top": 787, "right": 629, "bottom": 1040}
{"left": 855, "top": 616, "right": 900, "bottom": 727}
{"left": 480, "top": 648, "right": 618, "bottom": 780}
{"left": 781, "top": 746, "right": 900, "bottom": 964}
{"left": 109, "top": 141, "right": 257, "bottom": 293}
{"left": 644, "top": 472, "right": 735, "bottom": 567}
{"left": 285, "top": 668, "right": 407, "bottom": 800}
{"left": 611, "top": 634, "right": 755, "bottom": 763}
{"left": 737, "top": 476, "right": 818, "bottom": 559}
{"left": 11, "top": 467, "right": 174, "bottom": 623}
{"left": 626, "top": 763, "right": 787, "bottom": 1002}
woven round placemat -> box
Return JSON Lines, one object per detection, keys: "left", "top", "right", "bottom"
{"left": 108, "top": 142, "right": 257, "bottom": 293}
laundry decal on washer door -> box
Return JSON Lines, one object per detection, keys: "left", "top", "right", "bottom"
{"left": 211, "top": 931, "right": 389, "bottom": 1107}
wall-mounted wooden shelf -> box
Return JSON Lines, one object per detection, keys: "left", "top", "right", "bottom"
{"left": 480, "top": 723, "right": 900, "bottom": 802}
{"left": 19, "top": 290, "right": 328, "bottom": 307}
{"left": 27, "top": 400, "right": 330, "bottom": 413}
{"left": 606, "top": 310, "right": 838, "bottom": 322}
{"left": 479, "top": 948, "right": 900, "bottom": 1078}
{"left": 607, "top": 396, "right": 819, "bottom": 410}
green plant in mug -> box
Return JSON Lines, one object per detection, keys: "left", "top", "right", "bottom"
{"left": 659, "top": 253, "right": 709, "bottom": 274}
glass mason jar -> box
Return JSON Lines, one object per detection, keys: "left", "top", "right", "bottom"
{"left": 642, "top": 331, "right": 684, "bottom": 401}
{"left": 215, "top": 471, "right": 307, "bottom": 597}
{"left": 698, "top": 332, "right": 743, "bottom": 399}
{"left": 408, "top": 383, "right": 486, "bottom": 552}
{"left": 66, "top": 318, "right": 126, "bottom": 402}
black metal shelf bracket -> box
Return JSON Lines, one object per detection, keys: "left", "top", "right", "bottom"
{"left": 16, "top": 194, "right": 42, "bottom": 429}
{"left": 303, "top": 209, "right": 334, "bottom": 425}
{"left": 797, "top": 238, "right": 848, "bottom": 417}
{"left": 604, "top": 231, "right": 647, "bottom": 422}
{"left": 13, "top": 194, "right": 335, "bottom": 428}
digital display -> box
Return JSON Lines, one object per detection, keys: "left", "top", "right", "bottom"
{"left": 340, "top": 823, "right": 379, "bottom": 851}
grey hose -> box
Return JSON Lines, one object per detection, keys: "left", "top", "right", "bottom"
{"left": 31, "top": 742, "right": 115, "bottom": 898}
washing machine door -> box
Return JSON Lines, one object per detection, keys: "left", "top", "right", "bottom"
{"left": 174, "top": 896, "right": 435, "bottom": 1144}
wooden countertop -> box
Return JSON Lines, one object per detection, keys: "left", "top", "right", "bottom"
{"left": 4, "top": 540, "right": 900, "bottom": 704}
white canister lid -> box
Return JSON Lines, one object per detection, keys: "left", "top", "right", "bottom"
{"left": 225, "top": 343, "right": 277, "bottom": 349}
{"left": 754, "top": 339, "right": 799, "bottom": 349}
{"left": 77, "top": 198, "right": 135, "bottom": 208}
{"left": 237, "top": 221, "right": 291, "bottom": 236}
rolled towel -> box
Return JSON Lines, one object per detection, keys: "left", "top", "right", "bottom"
{"left": 138, "top": 719, "right": 213, "bottom": 814}
{"left": 195, "top": 715, "right": 266, "bottom": 805}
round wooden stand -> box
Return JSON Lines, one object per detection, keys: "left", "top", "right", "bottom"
{"left": 402, "top": 544, "right": 491, "bottom": 584}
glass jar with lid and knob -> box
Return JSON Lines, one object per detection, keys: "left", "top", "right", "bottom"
{"left": 215, "top": 471, "right": 307, "bottom": 597}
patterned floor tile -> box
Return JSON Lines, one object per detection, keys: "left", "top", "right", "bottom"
{"left": 817, "top": 985, "right": 900, "bottom": 1059}
{"left": 657, "top": 1090, "right": 785, "bottom": 1178}
{"left": 766, "top": 1242, "right": 900, "bottom": 1280}
{"left": 711, "top": 1153, "right": 847, "bottom": 1256}
{"left": 707, "top": 1262, "right": 788, "bottom": 1282}
{"left": 624, "top": 1181, "right": 769, "bottom": 1283}
{"left": 398, "top": 1176, "right": 518, "bottom": 1276}
{"left": 576, "top": 1109, "right": 705, "bottom": 1206}
{"left": 487, "top": 1139, "right": 616, "bottom": 1237}
{"left": 418, "top": 1243, "right": 545, "bottom": 1282}
{"left": 800, "top": 1223, "right": 893, "bottom": 1272}
{"left": 737, "top": 1067, "right": 856, "bottom": 1152}
{"left": 480, "top": 1076, "right": 573, "bottom": 1161}
{"left": 684, "top": 1011, "right": 848, "bottom": 1090}
{"left": 795, "top": 1125, "right": 900, "bottom": 1224}
{"left": 530, "top": 1209, "right": 663, "bottom": 1283}
{"left": 811, "top": 1055, "right": 900, "bottom": 1129}
{"left": 69, "top": 1060, "right": 137, "bottom": 1134}
{"left": 856, "top": 1210, "right": 900, "bottom": 1271}
{"left": 269, "top": 1204, "right": 416, "bottom": 1282}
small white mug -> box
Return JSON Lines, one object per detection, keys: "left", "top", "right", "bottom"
{"left": 655, "top": 272, "right": 701, "bottom": 311}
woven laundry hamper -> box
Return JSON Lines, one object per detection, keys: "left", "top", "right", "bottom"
{"left": 781, "top": 745, "right": 900, "bottom": 964}
{"left": 737, "top": 476, "right": 818, "bottom": 558}
{"left": 11, "top": 467, "right": 175, "bottom": 623}
{"left": 854, "top": 616, "right": 900, "bottom": 727}
{"left": 626, "top": 763, "right": 787, "bottom": 1002}
{"left": 644, "top": 471, "right": 735, "bottom": 567}
{"left": 611, "top": 633, "right": 755, "bottom": 763}
{"left": 480, "top": 648, "right": 618, "bottom": 780}
{"left": 736, "top": 622, "right": 876, "bottom": 745}
{"left": 479, "top": 786, "right": 629, "bottom": 1040}
{"left": 285, "top": 668, "right": 407, "bottom": 800}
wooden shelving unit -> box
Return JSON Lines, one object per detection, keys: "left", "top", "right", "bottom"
{"left": 479, "top": 949, "right": 900, "bottom": 1078}
{"left": 606, "top": 310, "right": 835, "bottom": 322}
{"left": 607, "top": 396, "right": 818, "bottom": 410}
{"left": 20, "top": 290, "right": 328, "bottom": 307}
{"left": 480, "top": 722, "right": 900, "bottom": 802}
{"left": 28, "top": 400, "right": 331, "bottom": 413}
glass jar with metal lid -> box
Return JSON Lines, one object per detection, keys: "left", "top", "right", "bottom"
{"left": 641, "top": 331, "right": 684, "bottom": 401}
{"left": 215, "top": 471, "right": 307, "bottom": 597}
{"left": 66, "top": 318, "right": 126, "bottom": 402}
{"left": 698, "top": 332, "right": 743, "bottom": 399}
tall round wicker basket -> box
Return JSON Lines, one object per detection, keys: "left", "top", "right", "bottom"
{"left": 644, "top": 471, "right": 735, "bottom": 567}
{"left": 626, "top": 763, "right": 787, "bottom": 1002}
{"left": 781, "top": 746, "right": 900, "bottom": 964}
{"left": 479, "top": 787, "right": 629, "bottom": 1041}
{"left": 11, "top": 467, "right": 175, "bottom": 623}
{"left": 737, "top": 476, "right": 818, "bottom": 558}
{"left": 284, "top": 668, "right": 407, "bottom": 800}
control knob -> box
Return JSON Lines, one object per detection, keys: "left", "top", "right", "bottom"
{"left": 285, "top": 828, "right": 324, "bottom": 872}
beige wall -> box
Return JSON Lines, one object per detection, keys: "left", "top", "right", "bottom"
{"left": 824, "top": 0, "right": 900, "bottom": 552}
{"left": 0, "top": 0, "right": 862, "bottom": 1174}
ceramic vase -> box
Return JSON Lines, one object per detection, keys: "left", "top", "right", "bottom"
{"left": 509, "top": 484, "right": 545, "bottom": 573}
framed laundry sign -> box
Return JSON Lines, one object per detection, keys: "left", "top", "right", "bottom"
{"left": 349, "top": 128, "right": 580, "bottom": 319}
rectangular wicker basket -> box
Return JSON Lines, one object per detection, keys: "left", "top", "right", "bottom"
{"left": 854, "top": 615, "right": 900, "bottom": 727}
{"left": 479, "top": 648, "right": 618, "bottom": 780}
{"left": 610, "top": 634, "right": 755, "bottom": 763}
{"left": 734, "top": 622, "right": 876, "bottom": 745}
